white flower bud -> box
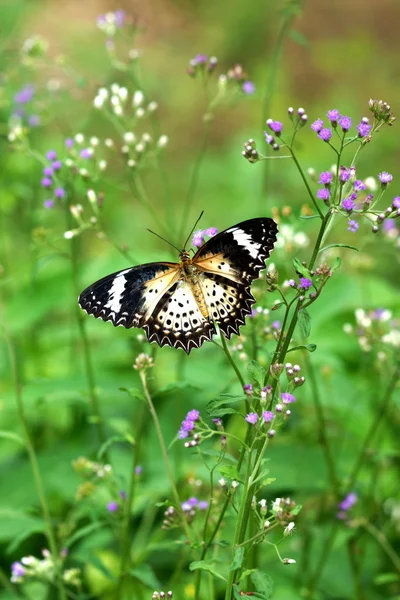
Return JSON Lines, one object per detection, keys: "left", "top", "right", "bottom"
{"left": 142, "top": 133, "right": 152, "bottom": 143}
{"left": 284, "top": 522, "right": 295, "bottom": 536}
{"left": 65, "top": 158, "right": 74, "bottom": 167}
{"left": 133, "top": 90, "right": 144, "bottom": 107}
{"left": 283, "top": 558, "right": 296, "bottom": 565}
{"left": 99, "top": 160, "right": 107, "bottom": 171}
{"left": 121, "top": 145, "right": 130, "bottom": 154}
{"left": 157, "top": 135, "right": 169, "bottom": 148}
{"left": 93, "top": 95, "right": 104, "bottom": 109}
{"left": 124, "top": 131, "right": 136, "bottom": 144}
{"left": 87, "top": 189, "right": 96, "bottom": 204}
{"left": 231, "top": 480, "right": 239, "bottom": 489}
{"left": 264, "top": 520, "right": 271, "bottom": 529}
{"left": 219, "top": 478, "right": 226, "bottom": 488}
{"left": 128, "top": 48, "right": 142, "bottom": 60}
{"left": 135, "top": 107, "right": 145, "bottom": 119}
{"left": 64, "top": 230, "right": 76, "bottom": 239}
{"left": 111, "top": 83, "right": 120, "bottom": 94}
{"left": 104, "top": 138, "right": 114, "bottom": 148}
{"left": 148, "top": 101, "right": 158, "bottom": 112}
{"left": 113, "top": 105, "right": 123, "bottom": 116}
{"left": 98, "top": 87, "right": 109, "bottom": 99}
{"left": 135, "top": 143, "right": 145, "bottom": 153}
{"left": 127, "top": 159, "right": 136, "bottom": 168}
{"left": 90, "top": 136, "right": 99, "bottom": 146}
{"left": 75, "top": 133, "right": 84, "bottom": 144}
{"left": 118, "top": 87, "right": 128, "bottom": 102}
{"left": 79, "top": 168, "right": 89, "bottom": 178}
{"left": 111, "top": 95, "right": 120, "bottom": 107}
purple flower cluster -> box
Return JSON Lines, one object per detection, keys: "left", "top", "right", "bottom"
{"left": 311, "top": 109, "right": 371, "bottom": 141}
{"left": 192, "top": 227, "right": 218, "bottom": 248}
{"left": 337, "top": 492, "right": 357, "bottom": 519}
{"left": 181, "top": 497, "right": 208, "bottom": 511}
{"left": 41, "top": 150, "right": 64, "bottom": 208}
{"left": 178, "top": 409, "right": 200, "bottom": 439}
{"left": 266, "top": 119, "right": 283, "bottom": 136}
{"left": 12, "top": 83, "right": 40, "bottom": 128}
{"left": 187, "top": 54, "right": 218, "bottom": 77}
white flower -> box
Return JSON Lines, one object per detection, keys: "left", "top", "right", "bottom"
{"left": 343, "top": 323, "right": 353, "bottom": 334}
{"left": 99, "top": 160, "right": 107, "bottom": 171}
{"left": 135, "top": 107, "right": 145, "bottom": 119}
{"left": 75, "top": 133, "right": 85, "bottom": 144}
{"left": 382, "top": 330, "right": 400, "bottom": 347}
{"left": 123, "top": 132, "right": 136, "bottom": 144}
{"left": 133, "top": 90, "right": 144, "bottom": 107}
{"left": 157, "top": 135, "right": 169, "bottom": 148}
{"left": 148, "top": 101, "right": 158, "bottom": 112}
{"left": 284, "top": 522, "right": 295, "bottom": 536}
{"left": 93, "top": 95, "right": 104, "bottom": 109}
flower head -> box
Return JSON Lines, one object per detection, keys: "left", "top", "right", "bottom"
{"left": 338, "top": 116, "right": 352, "bottom": 132}
{"left": 192, "top": 230, "right": 204, "bottom": 247}
{"left": 54, "top": 187, "right": 65, "bottom": 199}
{"left": 245, "top": 412, "right": 258, "bottom": 425}
{"left": 379, "top": 171, "right": 393, "bottom": 185}
{"left": 267, "top": 120, "right": 283, "bottom": 135}
{"left": 357, "top": 122, "right": 372, "bottom": 138}
{"left": 318, "top": 128, "right": 332, "bottom": 142}
{"left": 242, "top": 81, "right": 255, "bottom": 94}
{"left": 299, "top": 277, "right": 312, "bottom": 290}
{"left": 11, "top": 561, "right": 25, "bottom": 581}
{"left": 342, "top": 196, "right": 356, "bottom": 212}
{"left": 317, "top": 188, "right": 330, "bottom": 201}
{"left": 41, "top": 177, "right": 52, "bottom": 188}
{"left": 44, "top": 199, "right": 54, "bottom": 209}
{"left": 327, "top": 109, "right": 340, "bottom": 123}
{"left": 262, "top": 411, "right": 274, "bottom": 423}
{"left": 347, "top": 219, "right": 359, "bottom": 233}
{"left": 46, "top": 150, "right": 57, "bottom": 161}
{"left": 353, "top": 179, "right": 366, "bottom": 191}
{"left": 392, "top": 196, "right": 400, "bottom": 209}
{"left": 338, "top": 492, "right": 357, "bottom": 511}
{"left": 281, "top": 393, "right": 296, "bottom": 404}
{"left": 205, "top": 227, "right": 218, "bottom": 237}
{"left": 14, "top": 84, "right": 35, "bottom": 105}
{"left": 186, "top": 409, "right": 200, "bottom": 421}
{"left": 339, "top": 167, "right": 350, "bottom": 182}
{"left": 319, "top": 171, "right": 333, "bottom": 185}
{"left": 311, "top": 119, "right": 324, "bottom": 133}
{"left": 107, "top": 501, "right": 118, "bottom": 513}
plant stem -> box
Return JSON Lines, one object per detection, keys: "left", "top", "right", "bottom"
{"left": 361, "top": 520, "right": 400, "bottom": 573}
{"left": 2, "top": 319, "right": 67, "bottom": 600}
{"left": 220, "top": 331, "right": 245, "bottom": 388}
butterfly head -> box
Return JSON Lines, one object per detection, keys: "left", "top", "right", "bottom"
{"left": 179, "top": 250, "right": 191, "bottom": 262}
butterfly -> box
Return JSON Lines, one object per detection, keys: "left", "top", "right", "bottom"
{"left": 78, "top": 217, "right": 278, "bottom": 354}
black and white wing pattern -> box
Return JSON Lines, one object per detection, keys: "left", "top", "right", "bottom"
{"left": 194, "top": 218, "right": 278, "bottom": 339}
{"left": 78, "top": 262, "right": 180, "bottom": 328}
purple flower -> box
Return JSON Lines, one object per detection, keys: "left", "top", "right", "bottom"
{"left": 65, "top": 137, "right": 74, "bottom": 148}
{"left": 11, "top": 562, "right": 25, "bottom": 578}
{"left": 135, "top": 465, "right": 142, "bottom": 475}
{"left": 181, "top": 419, "right": 195, "bottom": 433}
{"left": 46, "top": 150, "right": 57, "bottom": 161}
{"left": 205, "top": 227, "right": 218, "bottom": 237}
{"left": 311, "top": 119, "right": 324, "bottom": 133}
{"left": 338, "top": 116, "right": 352, "bottom": 132}
{"left": 242, "top": 81, "right": 255, "bottom": 94}
{"left": 338, "top": 492, "right": 357, "bottom": 511}
{"left": 187, "top": 409, "right": 200, "bottom": 421}
{"left": 192, "top": 231, "right": 204, "bottom": 247}
{"left": 80, "top": 148, "right": 92, "bottom": 159}
{"left": 41, "top": 177, "right": 52, "bottom": 188}
{"left": 14, "top": 84, "right": 35, "bottom": 104}
{"left": 272, "top": 320, "right": 281, "bottom": 330}
{"left": 44, "top": 199, "right": 54, "bottom": 209}
{"left": 262, "top": 411, "right": 274, "bottom": 423}
{"left": 245, "top": 412, "right": 259, "bottom": 425}
{"left": 243, "top": 383, "right": 253, "bottom": 396}
{"left": 119, "top": 490, "right": 127, "bottom": 499}
{"left": 212, "top": 417, "right": 222, "bottom": 426}
{"left": 178, "top": 429, "right": 189, "bottom": 440}
{"left": 28, "top": 114, "right": 40, "bottom": 127}
{"left": 299, "top": 277, "right": 312, "bottom": 290}
{"left": 379, "top": 171, "right": 393, "bottom": 185}
{"left": 384, "top": 219, "right": 396, "bottom": 231}
{"left": 114, "top": 9, "right": 125, "bottom": 27}
{"left": 267, "top": 120, "right": 283, "bottom": 135}
{"left": 319, "top": 171, "right": 333, "bottom": 185}
{"left": 281, "top": 392, "right": 296, "bottom": 404}
{"left": 392, "top": 196, "right": 400, "bottom": 209}
{"left": 288, "top": 279, "right": 296, "bottom": 287}
{"left": 357, "top": 122, "right": 371, "bottom": 138}
{"left": 339, "top": 167, "right": 350, "bottom": 182}
{"left": 327, "top": 109, "right": 340, "bottom": 123}
{"left": 43, "top": 166, "right": 53, "bottom": 177}
{"left": 317, "top": 188, "right": 330, "bottom": 201}
{"left": 52, "top": 160, "right": 62, "bottom": 171}
{"left": 354, "top": 179, "right": 366, "bottom": 191}
{"left": 107, "top": 501, "right": 118, "bottom": 512}
{"left": 318, "top": 128, "right": 332, "bottom": 142}
{"left": 193, "top": 54, "right": 208, "bottom": 65}
{"left": 198, "top": 500, "right": 209, "bottom": 510}
{"left": 186, "top": 497, "right": 198, "bottom": 506}
{"left": 264, "top": 132, "right": 274, "bottom": 145}
{"left": 54, "top": 187, "right": 65, "bottom": 199}
{"left": 342, "top": 197, "right": 356, "bottom": 212}
{"left": 348, "top": 219, "right": 359, "bottom": 233}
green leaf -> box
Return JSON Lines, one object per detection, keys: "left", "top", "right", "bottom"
{"left": 298, "top": 308, "right": 311, "bottom": 338}
{"left": 271, "top": 301, "right": 285, "bottom": 311}
{"left": 208, "top": 407, "right": 242, "bottom": 417}
{"left": 228, "top": 547, "right": 245, "bottom": 571}
{"left": 233, "top": 587, "right": 243, "bottom": 600}
{"left": 6, "top": 522, "right": 46, "bottom": 554}
{"left": 291, "top": 504, "right": 303, "bottom": 516}
{"left": 250, "top": 570, "right": 274, "bottom": 598}
{"left": 189, "top": 560, "right": 227, "bottom": 582}
{"left": 207, "top": 394, "right": 245, "bottom": 414}
{"left": 287, "top": 343, "right": 317, "bottom": 353}
{"left": 240, "top": 569, "right": 256, "bottom": 582}
{"left": 289, "top": 29, "right": 309, "bottom": 46}
{"left": 0, "top": 430, "right": 25, "bottom": 446}
{"left": 247, "top": 361, "right": 266, "bottom": 387}
{"left": 120, "top": 387, "right": 145, "bottom": 401}
{"left": 374, "top": 573, "right": 400, "bottom": 585}
{"left": 97, "top": 435, "right": 132, "bottom": 459}
{"left": 300, "top": 214, "right": 320, "bottom": 220}
{"left": 65, "top": 522, "right": 106, "bottom": 548}
{"left": 319, "top": 243, "right": 359, "bottom": 253}
{"left": 218, "top": 465, "right": 239, "bottom": 480}
{"left": 130, "top": 564, "right": 160, "bottom": 589}
{"left": 293, "top": 258, "right": 311, "bottom": 279}
{"left": 331, "top": 256, "right": 342, "bottom": 273}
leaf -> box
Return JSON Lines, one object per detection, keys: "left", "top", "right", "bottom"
{"left": 331, "top": 256, "right": 342, "bottom": 273}
{"left": 130, "top": 564, "right": 160, "bottom": 589}
{"left": 287, "top": 343, "right": 317, "bottom": 353}
{"left": 218, "top": 465, "right": 239, "bottom": 480}
{"left": 319, "top": 243, "right": 359, "bottom": 253}
{"left": 247, "top": 361, "right": 266, "bottom": 387}
{"left": 250, "top": 570, "right": 274, "bottom": 599}
{"left": 298, "top": 308, "right": 311, "bottom": 339}
{"left": 233, "top": 587, "right": 243, "bottom": 600}
{"left": 228, "top": 547, "right": 245, "bottom": 571}
{"left": 271, "top": 301, "right": 285, "bottom": 311}
{"left": 189, "top": 560, "right": 227, "bottom": 582}
{"left": 207, "top": 394, "right": 245, "bottom": 413}
{"left": 88, "top": 555, "right": 117, "bottom": 583}
{"left": 6, "top": 522, "right": 46, "bottom": 554}
{"left": 292, "top": 258, "right": 311, "bottom": 279}
{"left": 208, "top": 407, "right": 242, "bottom": 417}
{"left": 0, "top": 430, "right": 25, "bottom": 446}
{"left": 119, "top": 387, "right": 145, "bottom": 401}
{"left": 65, "top": 522, "right": 106, "bottom": 548}
{"left": 240, "top": 569, "right": 256, "bottom": 582}
{"left": 289, "top": 29, "right": 309, "bottom": 46}
{"left": 300, "top": 214, "right": 320, "bottom": 220}
{"left": 374, "top": 573, "right": 400, "bottom": 585}
{"left": 291, "top": 504, "right": 303, "bottom": 516}
{"left": 97, "top": 435, "right": 132, "bottom": 459}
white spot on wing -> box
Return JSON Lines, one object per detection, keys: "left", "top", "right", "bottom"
{"left": 104, "top": 269, "right": 130, "bottom": 314}
{"left": 229, "top": 228, "right": 261, "bottom": 259}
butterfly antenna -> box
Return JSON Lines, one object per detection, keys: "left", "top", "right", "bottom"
{"left": 147, "top": 229, "right": 181, "bottom": 253}
{"left": 182, "top": 210, "right": 204, "bottom": 250}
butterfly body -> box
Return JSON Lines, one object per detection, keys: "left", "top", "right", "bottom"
{"left": 79, "top": 217, "right": 278, "bottom": 353}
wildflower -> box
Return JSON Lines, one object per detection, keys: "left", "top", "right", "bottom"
{"left": 54, "top": 187, "right": 65, "bottom": 199}
{"left": 281, "top": 393, "right": 296, "bottom": 404}
{"left": 338, "top": 116, "right": 352, "bottom": 132}
{"left": 41, "top": 177, "right": 52, "bottom": 188}
{"left": 327, "top": 109, "right": 340, "bottom": 123}
{"left": 242, "top": 81, "right": 255, "bottom": 94}
{"left": 318, "top": 128, "right": 332, "bottom": 142}
{"left": 319, "top": 171, "right": 333, "bottom": 185}
{"left": 284, "top": 522, "right": 296, "bottom": 536}
{"left": 268, "top": 429, "right": 276, "bottom": 437}
{"left": 317, "top": 188, "right": 330, "bottom": 201}
{"left": 52, "top": 160, "right": 62, "bottom": 171}
{"left": 262, "top": 411, "right": 274, "bottom": 423}
{"left": 11, "top": 562, "right": 25, "bottom": 582}
{"left": 205, "top": 227, "right": 218, "bottom": 237}
{"left": 357, "top": 122, "right": 372, "bottom": 137}
{"left": 283, "top": 558, "right": 296, "bottom": 565}
{"left": 347, "top": 219, "right": 359, "bottom": 233}
{"left": 186, "top": 409, "right": 200, "bottom": 421}
{"left": 28, "top": 115, "right": 40, "bottom": 127}
{"left": 311, "top": 119, "right": 324, "bottom": 133}
{"left": 65, "top": 137, "right": 74, "bottom": 148}
{"left": 266, "top": 119, "right": 283, "bottom": 135}
{"left": 135, "top": 465, "right": 142, "bottom": 475}
{"left": 44, "top": 199, "right": 54, "bottom": 209}
{"left": 245, "top": 412, "right": 259, "bottom": 425}
{"left": 46, "top": 150, "right": 57, "bottom": 161}
{"left": 299, "top": 277, "right": 312, "bottom": 290}
{"left": 107, "top": 501, "right": 118, "bottom": 512}
{"left": 379, "top": 171, "right": 393, "bottom": 185}
{"left": 392, "top": 197, "right": 400, "bottom": 209}
{"left": 342, "top": 196, "right": 356, "bottom": 212}
{"left": 338, "top": 492, "right": 357, "bottom": 511}
{"left": 339, "top": 167, "right": 350, "bottom": 182}
{"left": 178, "top": 420, "right": 195, "bottom": 439}
{"left": 198, "top": 500, "right": 208, "bottom": 510}
{"left": 133, "top": 353, "right": 154, "bottom": 371}
{"left": 192, "top": 230, "right": 204, "bottom": 247}
{"left": 353, "top": 179, "right": 366, "bottom": 191}
{"left": 80, "top": 148, "right": 93, "bottom": 159}
{"left": 243, "top": 383, "right": 253, "bottom": 396}
{"left": 14, "top": 84, "right": 35, "bottom": 104}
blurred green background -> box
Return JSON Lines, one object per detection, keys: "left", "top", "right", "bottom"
{"left": 1, "top": 0, "right": 400, "bottom": 598}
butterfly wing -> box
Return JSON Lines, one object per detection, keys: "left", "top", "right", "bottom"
{"left": 78, "top": 262, "right": 180, "bottom": 328}
{"left": 142, "top": 281, "right": 216, "bottom": 353}
{"left": 193, "top": 218, "right": 278, "bottom": 338}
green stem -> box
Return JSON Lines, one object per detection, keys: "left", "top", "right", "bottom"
{"left": 362, "top": 520, "right": 400, "bottom": 573}
{"left": 286, "top": 146, "right": 324, "bottom": 219}
{"left": 220, "top": 331, "right": 245, "bottom": 388}
{"left": 2, "top": 320, "right": 67, "bottom": 600}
